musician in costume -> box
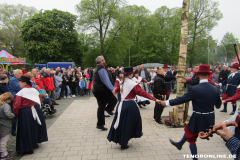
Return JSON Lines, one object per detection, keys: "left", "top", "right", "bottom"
{"left": 160, "top": 65, "right": 221, "bottom": 160}
{"left": 162, "top": 64, "right": 173, "bottom": 100}
{"left": 13, "top": 76, "right": 48, "bottom": 154}
{"left": 132, "top": 71, "right": 151, "bottom": 108}
{"left": 219, "top": 63, "right": 240, "bottom": 115}
{"left": 152, "top": 68, "right": 178, "bottom": 124}
{"left": 107, "top": 67, "right": 161, "bottom": 149}
{"left": 216, "top": 121, "right": 240, "bottom": 160}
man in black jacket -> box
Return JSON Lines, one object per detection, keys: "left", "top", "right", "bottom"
{"left": 152, "top": 68, "right": 178, "bottom": 124}
{"left": 219, "top": 65, "right": 230, "bottom": 83}
{"left": 181, "top": 65, "right": 199, "bottom": 87}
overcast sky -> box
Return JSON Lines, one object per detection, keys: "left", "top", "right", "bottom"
{"left": 2, "top": 0, "right": 239, "bottom": 43}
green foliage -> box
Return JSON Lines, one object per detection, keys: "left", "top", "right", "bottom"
{"left": 215, "top": 32, "right": 239, "bottom": 63}
{"left": 187, "top": 0, "right": 223, "bottom": 66}
{"left": 0, "top": 3, "right": 38, "bottom": 57}
{"left": 20, "top": 9, "right": 82, "bottom": 66}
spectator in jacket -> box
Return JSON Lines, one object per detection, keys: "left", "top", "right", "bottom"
{"left": 62, "top": 71, "right": 70, "bottom": 98}
{"left": 21, "top": 66, "right": 28, "bottom": 75}
{"left": 139, "top": 64, "right": 151, "bottom": 92}
{"left": 0, "top": 92, "right": 15, "bottom": 159}
{"left": 184, "top": 68, "right": 193, "bottom": 91}
{"left": 85, "top": 79, "right": 91, "bottom": 96}
{"left": 171, "top": 66, "right": 178, "bottom": 93}
{"left": 219, "top": 65, "right": 230, "bottom": 83}
{"left": 212, "top": 68, "right": 220, "bottom": 84}
{"left": 42, "top": 69, "right": 58, "bottom": 105}
{"left": 69, "top": 71, "right": 78, "bottom": 97}
{"left": 55, "top": 71, "right": 63, "bottom": 100}
{"left": 34, "top": 72, "right": 45, "bottom": 90}
{"left": 79, "top": 77, "right": 85, "bottom": 96}
{"left": 7, "top": 69, "right": 22, "bottom": 136}
{"left": 0, "top": 74, "right": 9, "bottom": 95}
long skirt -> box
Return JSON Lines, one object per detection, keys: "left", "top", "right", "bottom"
{"left": 107, "top": 100, "right": 142, "bottom": 147}
{"left": 16, "top": 105, "right": 48, "bottom": 153}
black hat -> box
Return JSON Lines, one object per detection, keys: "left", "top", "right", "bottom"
{"left": 116, "top": 71, "right": 124, "bottom": 76}
{"left": 124, "top": 67, "right": 133, "bottom": 74}
{"left": 134, "top": 70, "right": 139, "bottom": 74}
{"left": 19, "top": 76, "right": 31, "bottom": 84}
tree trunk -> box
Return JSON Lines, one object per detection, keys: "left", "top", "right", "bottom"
{"left": 173, "top": 0, "right": 190, "bottom": 126}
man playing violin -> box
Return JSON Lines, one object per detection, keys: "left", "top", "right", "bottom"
{"left": 160, "top": 65, "right": 222, "bottom": 160}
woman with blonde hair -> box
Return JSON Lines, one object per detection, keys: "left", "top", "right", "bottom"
{"left": 0, "top": 92, "right": 15, "bottom": 159}
{"left": 107, "top": 67, "right": 161, "bottom": 149}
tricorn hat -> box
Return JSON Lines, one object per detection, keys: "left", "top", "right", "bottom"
{"left": 196, "top": 65, "right": 211, "bottom": 74}
{"left": 230, "top": 63, "right": 240, "bottom": 70}
{"left": 124, "top": 67, "right": 133, "bottom": 74}
{"left": 163, "top": 64, "right": 169, "bottom": 68}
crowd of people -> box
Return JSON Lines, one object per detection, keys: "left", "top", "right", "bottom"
{"left": 0, "top": 60, "right": 239, "bottom": 159}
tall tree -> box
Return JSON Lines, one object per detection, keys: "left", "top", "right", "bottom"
{"left": 217, "top": 32, "right": 239, "bottom": 63}
{"left": 0, "top": 3, "right": 37, "bottom": 56}
{"left": 21, "top": 9, "right": 82, "bottom": 65}
{"left": 75, "top": 0, "right": 126, "bottom": 56}
{"left": 187, "top": 0, "right": 223, "bottom": 66}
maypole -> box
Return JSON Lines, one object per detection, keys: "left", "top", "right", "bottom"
{"left": 171, "top": 0, "right": 190, "bottom": 126}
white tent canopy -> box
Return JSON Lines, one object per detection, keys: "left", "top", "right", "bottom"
{"left": 135, "top": 63, "right": 172, "bottom": 69}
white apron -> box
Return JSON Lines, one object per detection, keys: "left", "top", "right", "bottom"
{"left": 114, "top": 78, "right": 137, "bottom": 129}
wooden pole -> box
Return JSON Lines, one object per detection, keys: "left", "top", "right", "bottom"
{"left": 175, "top": 0, "right": 190, "bottom": 126}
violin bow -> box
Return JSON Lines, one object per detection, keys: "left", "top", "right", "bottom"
{"left": 234, "top": 43, "right": 240, "bottom": 64}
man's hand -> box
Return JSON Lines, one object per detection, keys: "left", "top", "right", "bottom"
{"left": 160, "top": 100, "right": 166, "bottom": 106}
{"left": 222, "top": 100, "right": 226, "bottom": 103}
{"left": 215, "top": 83, "right": 220, "bottom": 87}
{"left": 112, "top": 90, "right": 116, "bottom": 94}
{"left": 181, "top": 78, "right": 186, "bottom": 83}
{"left": 216, "top": 121, "right": 234, "bottom": 141}
{"left": 220, "top": 77, "right": 222, "bottom": 80}
{"left": 147, "top": 82, "right": 151, "bottom": 85}
{"left": 175, "top": 74, "right": 179, "bottom": 78}
{"left": 156, "top": 99, "right": 161, "bottom": 104}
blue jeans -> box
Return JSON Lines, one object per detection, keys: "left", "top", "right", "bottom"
{"left": 63, "top": 85, "right": 70, "bottom": 96}
{"left": 56, "top": 87, "right": 61, "bottom": 98}
{"left": 148, "top": 84, "right": 152, "bottom": 92}
{"left": 86, "top": 89, "right": 91, "bottom": 96}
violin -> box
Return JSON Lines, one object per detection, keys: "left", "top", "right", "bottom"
{"left": 198, "top": 114, "right": 240, "bottom": 140}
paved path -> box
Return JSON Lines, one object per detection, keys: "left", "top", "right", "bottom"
{"left": 17, "top": 93, "right": 234, "bottom": 160}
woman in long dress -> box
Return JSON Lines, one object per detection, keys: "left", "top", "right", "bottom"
{"left": 13, "top": 76, "right": 48, "bottom": 154}
{"left": 107, "top": 67, "right": 161, "bottom": 149}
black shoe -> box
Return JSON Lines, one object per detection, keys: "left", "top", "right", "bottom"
{"left": 155, "top": 121, "right": 164, "bottom": 124}
{"left": 106, "top": 110, "right": 113, "bottom": 115}
{"left": 96, "top": 126, "right": 107, "bottom": 131}
{"left": 220, "top": 110, "right": 227, "bottom": 113}
{"left": 142, "top": 103, "right": 146, "bottom": 106}
{"left": 121, "top": 145, "right": 129, "bottom": 149}
{"left": 229, "top": 111, "right": 235, "bottom": 115}
{"left": 54, "top": 102, "right": 59, "bottom": 105}
{"left": 11, "top": 132, "right": 16, "bottom": 136}
{"left": 56, "top": 97, "right": 61, "bottom": 100}
{"left": 49, "top": 109, "right": 57, "bottom": 115}
{"left": 141, "top": 132, "right": 144, "bottom": 136}
{"left": 104, "top": 115, "right": 110, "bottom": 117}
{"left": 138, "top": 103, "right": 142, "bottom": 108}
{"left": 169, "top": 139, "right": 182, "bottom": 150}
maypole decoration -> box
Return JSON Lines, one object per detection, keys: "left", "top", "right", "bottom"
{"left": 168, "top": 0, "right": 190, "bottom": 126}
{"left": 0, "top": 45, "right": 30, "bottom": 71}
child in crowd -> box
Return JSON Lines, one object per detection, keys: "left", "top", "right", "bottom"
{"left": 0, "top": 92, "right": 15, "bottom": 159}
{"left": 0, "top": 74, "right": 9, "bottom": 95}
{"left": 85, "top": 79, "right": 91, "bottom": 96}
{"left": 36, "top": 85, "right": 57, "bottom": 115}
{"left": 79, "top": 77, "right": 85, "bottom": 97}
